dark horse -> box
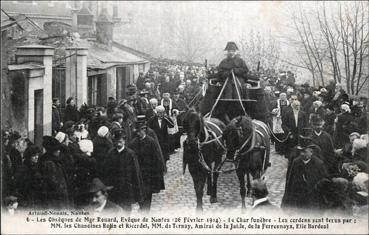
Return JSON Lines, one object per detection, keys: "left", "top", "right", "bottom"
{"left": 182, "top": 108, "right": 226, "bottom": 211}
{"left": 223, "top": 115, "right": 271, "bottom": 210}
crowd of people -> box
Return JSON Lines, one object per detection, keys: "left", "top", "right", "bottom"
{"left": 1, "top": 47, "right": 368, "bottom": 216}
{"left": 260, "top": 70, "right": 368, "bottom": 215}
{"left": 1, "top": 62, "right": 206, "bottom": 214}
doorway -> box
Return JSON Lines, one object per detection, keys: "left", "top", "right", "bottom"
{"left": 34, "top": 89, "right": 44, "bottom": 147}
{"left": 116, "top": 67, "right": 128, "bottom": 100}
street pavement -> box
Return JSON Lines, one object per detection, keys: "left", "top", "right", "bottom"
{"left": 132, "top": 136, "right": 288, "bottom": 215}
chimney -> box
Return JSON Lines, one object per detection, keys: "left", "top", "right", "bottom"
{"left": 73, "top": 4, "right": 94, "bottom": 38}
{"left": 95, "top": 7, "right": 114, "bottom": 49}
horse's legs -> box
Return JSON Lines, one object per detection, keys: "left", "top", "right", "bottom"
{"left": 246, "top": 171, "right": 252, "bottom": 197}
{"left": 189, "top": 164, "right": 206, "bottom": 212}
{"left": 206, "top": 173, "right": 211, "bottom": 196}
{"left": 210, "top": 171, "right": 219, "bottom": 203}
{"left": 236, "top": 168, "right": 246, "bottom": 210}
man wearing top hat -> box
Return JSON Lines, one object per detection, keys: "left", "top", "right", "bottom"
{"left": 102, "top": 129, "right": 145, "bottom": 212}
{"left": 218, "top": 41, "right": 249, "bottom": 99}
{"left": 129, "top": 116, "right": 165, "bottom": 212}
{"left": 87, "top": 178, "right": 123, "bottom": 215}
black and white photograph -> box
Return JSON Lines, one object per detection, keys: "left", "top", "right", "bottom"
{"left": 1, "top": 1, "right": 368, "bottom": 234}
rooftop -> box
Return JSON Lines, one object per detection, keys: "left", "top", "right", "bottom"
{"left": 76, "top": 39, "right": 149, "bottom": 69}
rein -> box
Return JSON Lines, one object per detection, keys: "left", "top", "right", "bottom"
{"left": 233, "top": 125, "right": 255, "bottom": 159}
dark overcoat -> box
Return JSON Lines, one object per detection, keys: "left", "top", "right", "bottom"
{"left": 92, "top": 136, "right": 113, "bottom": 176}
{"left": 63, "top": 105, "right": 80, "bottom": 122}
{"left": 39, "top": 152, "right": 70, "bottom": 209}
{"left": 129, "top": 135, "right": 165, "bottom": 194}
{"left": 311, "top": 131, "right": 338, "bottom": 177}
{"left": 282, "top": 155, "right": 328, "bottom": 210}
{"left": 102, "top": 147, "right": 145, "bottom": 207}
{"left": 148, "top": 115, "right": 174, "bottom": 161}
{"left": 282, "top": 109, "right": 307, "bottom": 151}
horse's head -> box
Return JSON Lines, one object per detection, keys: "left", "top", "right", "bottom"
{"left": 223, "top": 115, "right": 253, "bottom": 159}
{"left": 183, "top": 109, "right": 203, "bottom": 147}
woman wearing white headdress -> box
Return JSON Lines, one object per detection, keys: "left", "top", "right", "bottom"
{"left": 334, "top": 104, "right": 354, "bottom": 149}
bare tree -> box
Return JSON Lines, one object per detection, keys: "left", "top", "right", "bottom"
{"left": 285, "top": 1, "right": 368, "bottom": 94}
{"left": 238, "top": 30, "right": 281, "bottom": 70}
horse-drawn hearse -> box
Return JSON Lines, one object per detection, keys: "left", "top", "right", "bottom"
{"left": 182, "top": 69, "right": 272, "bottom": 211}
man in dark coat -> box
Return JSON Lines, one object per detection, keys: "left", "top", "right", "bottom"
{"left": 136, "top": 72, "right": 146, "bottom": 91}
{"left": 102, "top": 129, "right": 145, "bottom": 212}
{"left": 282, "top": 145, "right": 329, "bottom": 212}
{"left": 323, "top": 106, "right": 336, "bottom": 137}
{"left": 310, "top": 114, "right": 338, "bottom": 177}
{"left": 39, "top": 136, "right": 70, "bottom": 209}
{"left": 129, "top": 118, "right": 165, "bottom": 212}
{"left": 52, "top": 98, "right": 62, "bottom": 135}
{"left": 148, "top": 105, "right": 174, "bottom": 163}
{"left": 107, "top": 97, "right": 117, "bottom": 120}
{"left": 282, "top": 100, "right": 308, "bottom": 158}
{"left": 218, "top": 41, "right": 249, "bottom": 99}
{"left": 64, "top": 97, "right": 80, "bottom": 123}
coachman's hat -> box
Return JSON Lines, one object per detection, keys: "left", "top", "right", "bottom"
{"left": 224, "top": 41, "right": 239, "bottom": 51}
{"left": 89, "top": 178, "right": 113, "bottom": 193}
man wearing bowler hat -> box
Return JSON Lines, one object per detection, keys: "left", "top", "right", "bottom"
{"left": 102, "top": 129, "right": 145, "bottom": 213}
{"left": 129, "top": 116, "right": 165, "bottom": 212}
{"left": 87, "top": 178, "right": 123, "bottom": 215}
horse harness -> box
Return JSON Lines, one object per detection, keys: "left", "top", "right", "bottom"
{"left": 230, "top": 120, "right": 269, "bottom": 175}
{"left": 196, "top": 120, "right": 227, "bottom": 173}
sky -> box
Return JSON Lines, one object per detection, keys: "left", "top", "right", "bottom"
{"left": 111, "top": 1, "right": 361, "bottom": 83}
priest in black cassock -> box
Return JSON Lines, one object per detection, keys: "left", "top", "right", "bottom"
{"left": 281, "top": 145, "right": 328, "bottom": 213}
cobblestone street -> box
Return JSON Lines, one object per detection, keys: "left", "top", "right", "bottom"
{"left": 132, "top": 136, "right": 288, "bottom": 215}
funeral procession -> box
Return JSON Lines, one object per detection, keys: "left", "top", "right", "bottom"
{"left": 1, "top": 1, "right": 368, "bottom": 220}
